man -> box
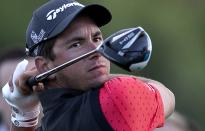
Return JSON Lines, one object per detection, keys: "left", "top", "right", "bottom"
{"left": 2, "top": 0, "right": 175, "bottom": 131}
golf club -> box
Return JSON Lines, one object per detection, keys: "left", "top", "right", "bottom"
{"left": 27, "top": 27, "right": 152, "bottom": 87}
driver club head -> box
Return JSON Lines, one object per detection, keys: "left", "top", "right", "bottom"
{"left": 98, "top": 27, "right": 152, "bottom": 72}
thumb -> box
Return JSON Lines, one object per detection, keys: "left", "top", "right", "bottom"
{"left": 16, "top": 68, "right": 39, "bottom": 95}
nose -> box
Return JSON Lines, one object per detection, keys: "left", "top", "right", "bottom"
{"left": 88, "top": 51, "right": 102, "bottom": 60}
{"left": 87, "top": 41, "right": 103, "bottom": 60}
{"left": 88, "top": 41, "right": 101, "bottom": 50}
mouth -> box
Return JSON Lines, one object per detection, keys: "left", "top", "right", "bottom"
{"left": 88, "top": 64, "right": 107, "bottom": 72}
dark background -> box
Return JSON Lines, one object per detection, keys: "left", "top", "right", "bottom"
{"left": 1, "top": 0, "right": 205, "bottom": 130}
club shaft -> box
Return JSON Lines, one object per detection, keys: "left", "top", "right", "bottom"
{"left": 35, "top": 49, "right": 97, "bottom": 82}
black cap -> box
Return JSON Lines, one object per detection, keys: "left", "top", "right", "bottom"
{"left": 26, "top": 0, "right": 112, "bottom": 56}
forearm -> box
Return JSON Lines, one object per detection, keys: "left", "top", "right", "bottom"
{"left": 2, "top": 60, "right": 40, "bottom": 131}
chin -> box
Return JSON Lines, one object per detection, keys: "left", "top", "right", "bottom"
{"left": 84, "top": 75, "right": 109, "bottom": 90}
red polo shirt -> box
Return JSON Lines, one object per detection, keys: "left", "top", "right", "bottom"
{"left": 99, "top": 76, "right": 164, "bottom": 131}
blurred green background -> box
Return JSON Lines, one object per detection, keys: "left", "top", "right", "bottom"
{"left": 1, "top": 0, "right": 205, "bottom": 130}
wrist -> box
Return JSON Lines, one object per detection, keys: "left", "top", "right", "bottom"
{"left": 3, "top": 82, "right": 40, "bottom": 127}
{"left": 11, "top": 106, "right": 40, "bottom": 127}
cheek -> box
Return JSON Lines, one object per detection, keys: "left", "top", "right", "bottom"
{"left": 56, "top": 63, "right": 85, "bottom": 81}
{"left": 62, "top": 62, "right": 86, "bottom": 76}
{"left": 101, "top": 58, "right": 111, "bottom": 72}
{"left": 54, "top": 51, "right": 87, "bottom": 66}
{"left": 105, "top": 59, "right": 111, "bottom": 69}
{"left": 52, "top": 52, "right": 73, "bottom": 67}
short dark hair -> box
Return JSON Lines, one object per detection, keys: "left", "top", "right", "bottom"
{"left": 38, "top": 37, "right": 56, "bottom": 61}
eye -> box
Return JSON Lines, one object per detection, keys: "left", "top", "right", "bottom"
{"left": 94, "top": 36, "right": 103, "bottom": 43}
{"left": 69, "top": 42, "right": 81, "bottom": 49}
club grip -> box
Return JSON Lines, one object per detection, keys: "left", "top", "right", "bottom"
{"left": 26, "top": 76, "right": 38, "bottom": 90}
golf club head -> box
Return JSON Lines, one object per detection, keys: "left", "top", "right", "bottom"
{"left": 99, "top": 27, "right": 152, "bottom": 72}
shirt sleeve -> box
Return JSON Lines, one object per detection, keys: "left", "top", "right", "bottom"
{"left": 99, "top": 76, "right": 164, "bottom": 131}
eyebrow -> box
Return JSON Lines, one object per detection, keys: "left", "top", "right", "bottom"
{"left": 92, "top": 31, "right": 102, "bottom": 37}
{"left": 64, "top": 30, "right": 103, "bottom": 46}
{"left": 69, "top": 37, "right": 85, "bottom": 42}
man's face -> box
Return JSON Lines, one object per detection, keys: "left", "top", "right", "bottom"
{"left": 48, "top": 15, "right": 110, "bottom": 90}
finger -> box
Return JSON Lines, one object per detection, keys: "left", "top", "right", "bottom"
{"left": 16, "top": 70, "right": 39, "bottom": 95}
{"left": 33, "top": 82, "right": 45, "bottom": 92}
{"left": 8, "top": 78, "right": 14, "bottom": 92}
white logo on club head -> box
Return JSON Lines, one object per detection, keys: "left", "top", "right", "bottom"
{"left": 46, "top": 2, "right": 84, "bottom": 21}
{"left": 31, "top": 29, "right": 46, "bottom": 44}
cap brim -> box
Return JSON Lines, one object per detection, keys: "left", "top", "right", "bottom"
{"left": 49, "top": 4, "right": 112, "bottom": 39}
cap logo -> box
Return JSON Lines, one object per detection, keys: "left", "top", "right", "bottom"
{"left": 31, "top": 29, "right": 46, "bottom": 44}
{"left": 46, "top": 2, "right": 84, "bottom": 21}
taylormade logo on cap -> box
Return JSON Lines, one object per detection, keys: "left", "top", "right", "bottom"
{"left": 46, "top": 2, "right": 84, "bottom": 20}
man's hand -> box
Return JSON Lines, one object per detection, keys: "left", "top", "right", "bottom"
{"left": 2, "top": 59, "right": 43, "bottom": 127}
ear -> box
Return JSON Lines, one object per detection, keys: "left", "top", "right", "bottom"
{"left": 35, "top": 56, "right": 50, "bottom": 73}
{"left": 35, "top": 57, "right": 56, "bottom": 82}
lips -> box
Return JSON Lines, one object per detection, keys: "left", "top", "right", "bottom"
{"left": 88, "top": 63, "right": 106, "bottom": 72}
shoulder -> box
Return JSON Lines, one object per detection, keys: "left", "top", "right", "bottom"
{"left": 99, "top": 76, "right": 165, "bottom": 129}
{"left": 103, "top": 75, "right": 156, "bottom": 93}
